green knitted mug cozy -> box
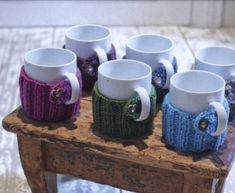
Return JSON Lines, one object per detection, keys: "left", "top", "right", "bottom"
{"left": 92, "top": 83, "right": 157, "bottom": 139}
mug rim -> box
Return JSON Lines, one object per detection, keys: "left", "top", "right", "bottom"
{"left": 24, "top": 48, "right": 77, "bottom": 68}
{"left": 195, "top": 46, "right": 235, "bottom": 67}
{"left": 98, "top": 59, "right": 152, "bottom": 81}
{"left": 65, "top": 24, "right": 111, "bottom": 42}
{"left": 126, "top": 34, "right": 174, "bottom": 54}
{"left": 170, "top": 70, "right": 225, "bottom": 95}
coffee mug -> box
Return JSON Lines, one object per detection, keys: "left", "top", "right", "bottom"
{"left": 125, "top": 34, "right": 176, "bottom": 89}
{"left": 195, "top": 46, "right": 235, "bottom": 81}
{"left": 162, "top": 70, "right": 229, "bottom": 152}
{"left": 98, "top": 59, "right": 152, "bottom": 121}
{"left": 195, "top": 46, "right": 235, "bottom": 121}
{"left": 93, "top": 59, "right": 156, "bottom": 139}
{"left": 65, "top": 24, "right": 116, "bottom": 91}
{"left": 24, "top": 48, "right": 80, "bottom": 104}
{"left": 170, "top": 70, "right": 227, "bottom": 136}
{"left": 65, "top": 24, "right": 112, "bottom": 64}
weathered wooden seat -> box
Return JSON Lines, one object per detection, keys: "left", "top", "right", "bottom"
{"left": 2, "top": 97, "right": 235, "bottom": 193}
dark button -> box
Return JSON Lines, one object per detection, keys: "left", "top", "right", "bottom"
{"left": 153, "top": 76, "right": 162, "bottom": 87}
{"left": 51, "top": 88, "right": 62, "bottom": 99}
{"left": 86, "top": 64, "right": 93, "bottom": 74}
{"left": 199, "top": 118, "right": 209, "bottom": 131}
{"left": 128, "top": 103, "right": 137, "bottom": 114}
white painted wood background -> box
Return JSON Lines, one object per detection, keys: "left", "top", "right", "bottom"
{"left": 0, "top": 25, "right": 235, "bottom": 193}
{"left": 0, "top": 0, "right": 235, "bottom": 27}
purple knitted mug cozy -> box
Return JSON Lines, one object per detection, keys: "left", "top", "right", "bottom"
{"left": 64, "top": 44, "right": 116, "bottom": 91}
{"left": 19, "top": 67, "right": 82, "bottom": 122}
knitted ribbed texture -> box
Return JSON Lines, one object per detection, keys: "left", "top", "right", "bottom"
{"left": 225, "top": 80, "right": 235, "bottom": 122}
{"left": 162, "top": 94, "right": 229, "bottom": 152}
{"left": 92, "top": 84, "right": 157, "bottom": 139}
{"left": 64, "top": 45, "right": 116, "bottom": 92}
{"left": 153, "top": 56, "right": 178, "bottom": 103}
{"left": 155, "top": 87, "right": 169, "bottom": 104}
{"left": 19, "top": 67, "right": 82, "bottom": 122}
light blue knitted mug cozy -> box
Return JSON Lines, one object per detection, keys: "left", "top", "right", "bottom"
{"left": 162, "top": 94, "right": 230, "bottom": 153}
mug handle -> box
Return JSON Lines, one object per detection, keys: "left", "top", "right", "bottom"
{"left": 159, "top": 59, "right": 175, "bottom": 89}
{"left": 95, "top": 48, "right": 108, "bottom": 64}
{"left": 229, "top": 73, "right": 235, "bottom": 80}
{"left": 64, "top": 72, "right": 80, "bottom": 105}
{"left": 209, "top": 101, "right": 228, "bottom": 136}
{"left": 134, "top": 87, "right": 151, "bottom": 122}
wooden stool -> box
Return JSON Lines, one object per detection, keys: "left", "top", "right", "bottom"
{"left": 2, "top": 97, "right": 235, "bottom": 193}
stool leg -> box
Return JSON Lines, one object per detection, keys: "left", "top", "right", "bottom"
{"left": 183, "top": 174, "right": 213, "bottom": 193}
{"left": 17, "top": 135, "right": 57, "bottom": 193}
{"left": 214, "top": 179, "right": 225, "bottom": 193}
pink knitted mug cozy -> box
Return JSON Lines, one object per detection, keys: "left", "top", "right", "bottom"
{"left": 19, "top": 67, "right": 82, "bottom": 122}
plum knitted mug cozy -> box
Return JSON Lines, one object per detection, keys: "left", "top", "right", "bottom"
{"left": 162, "top": 94, "right": 229, "bottom": 152}
{"left": 92, "top": 83, "right": 156, "bottom": 139}
{"left": 65, "top": 24, "right": 116, "bottom": 92}
{"left": 64, "top": 44, "right": 116, "bottom": 91}
{"left": 19, "top": 67, "right": 82, "bottom": 122}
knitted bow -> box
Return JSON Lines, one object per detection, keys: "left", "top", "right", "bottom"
{"left": 193, "top": 108, "right": 219, "bottom": 135}
{"left": 152, "top": 56, "right": 178, "bottom": 88}
{"left": 63, "top": 45, "right": 116, "bottom": 91}
{"left": 125, "top": 96, "right": 142, "bottom": 121}
{"left": 49, "top": 79, "right": 72, "bottom": 104}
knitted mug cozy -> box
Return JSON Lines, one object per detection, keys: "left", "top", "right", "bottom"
{"left": 225, "top": 80, "right": 235, "bottom": 123}
{"left": 19, "top": 67, "right": 82, "bottom": 122}
{"left": 162, "top": 94, "right": 229, "bottom": 153}
{"left": 152, "top": 56, "right": 178, "bottom": 103}
{"left": 64, "top": 45, "right": 116, "bottom": 92}
{"left": 92, "top": 83, "right": 157, "bottom": 139}
{"left": 122, "top": 55, "right": 178, "bottom": 104}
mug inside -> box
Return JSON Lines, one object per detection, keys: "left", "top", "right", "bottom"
{"left": 24, "top": 48, "right": 76, "bottom": 67}
{"left": 126, "top": 34, "right": 173, "bottom": 53}
{"left": 66, "top": 24, "right": 110, "bottom": 41}
{"left": 196, "top": 47, "right": 235, "bottom": 66}
{"left": 171, "top": 71, "right": 225, "bottom": 93}
{"left": 98, "top": 59, "right": 151, "bottom": 80}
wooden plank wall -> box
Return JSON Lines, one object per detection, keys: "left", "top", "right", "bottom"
{"left": 0, "top": 1, "right": 234, "bottom": 27}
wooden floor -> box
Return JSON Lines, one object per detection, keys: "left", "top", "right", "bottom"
{"left": 0, "top": 26, "right": 235, "bottom": 193}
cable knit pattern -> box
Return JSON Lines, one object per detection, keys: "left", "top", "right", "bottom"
{"left": 64, "top": 45, "right": 116, "bottom": 92}
{"left": 162, "top": 94, "right": 229, "bottom": 152}
{"left": 92, "top": 83, "right": 156, "bottom": 139}
{"left": 19, "top": 67, "right": 82, "bottom": 122}
{"left": 153, "top": 56, "right": 178, "bottom": 103}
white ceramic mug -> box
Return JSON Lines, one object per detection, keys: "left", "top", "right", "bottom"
{"left": 65, "top": 24, "right": 112, "bottom": 64}
{"left": 170, "top": 70, "right": 227, "bottom": 136}
{"left": 125, "top": 34, "right": 175, "bottom": 89}
{"left": 24, "top": 48, "right": 80, "bottom": 104}
{"left": 98, "top": 59, "right": 152, "bottom": 121}
{"left": 195, "top": 46, "right": 235, "bottom": 81}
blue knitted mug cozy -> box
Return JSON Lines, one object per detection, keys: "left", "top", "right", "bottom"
{"left": 162, "top": 94, "right": 230, "bottom": 153}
